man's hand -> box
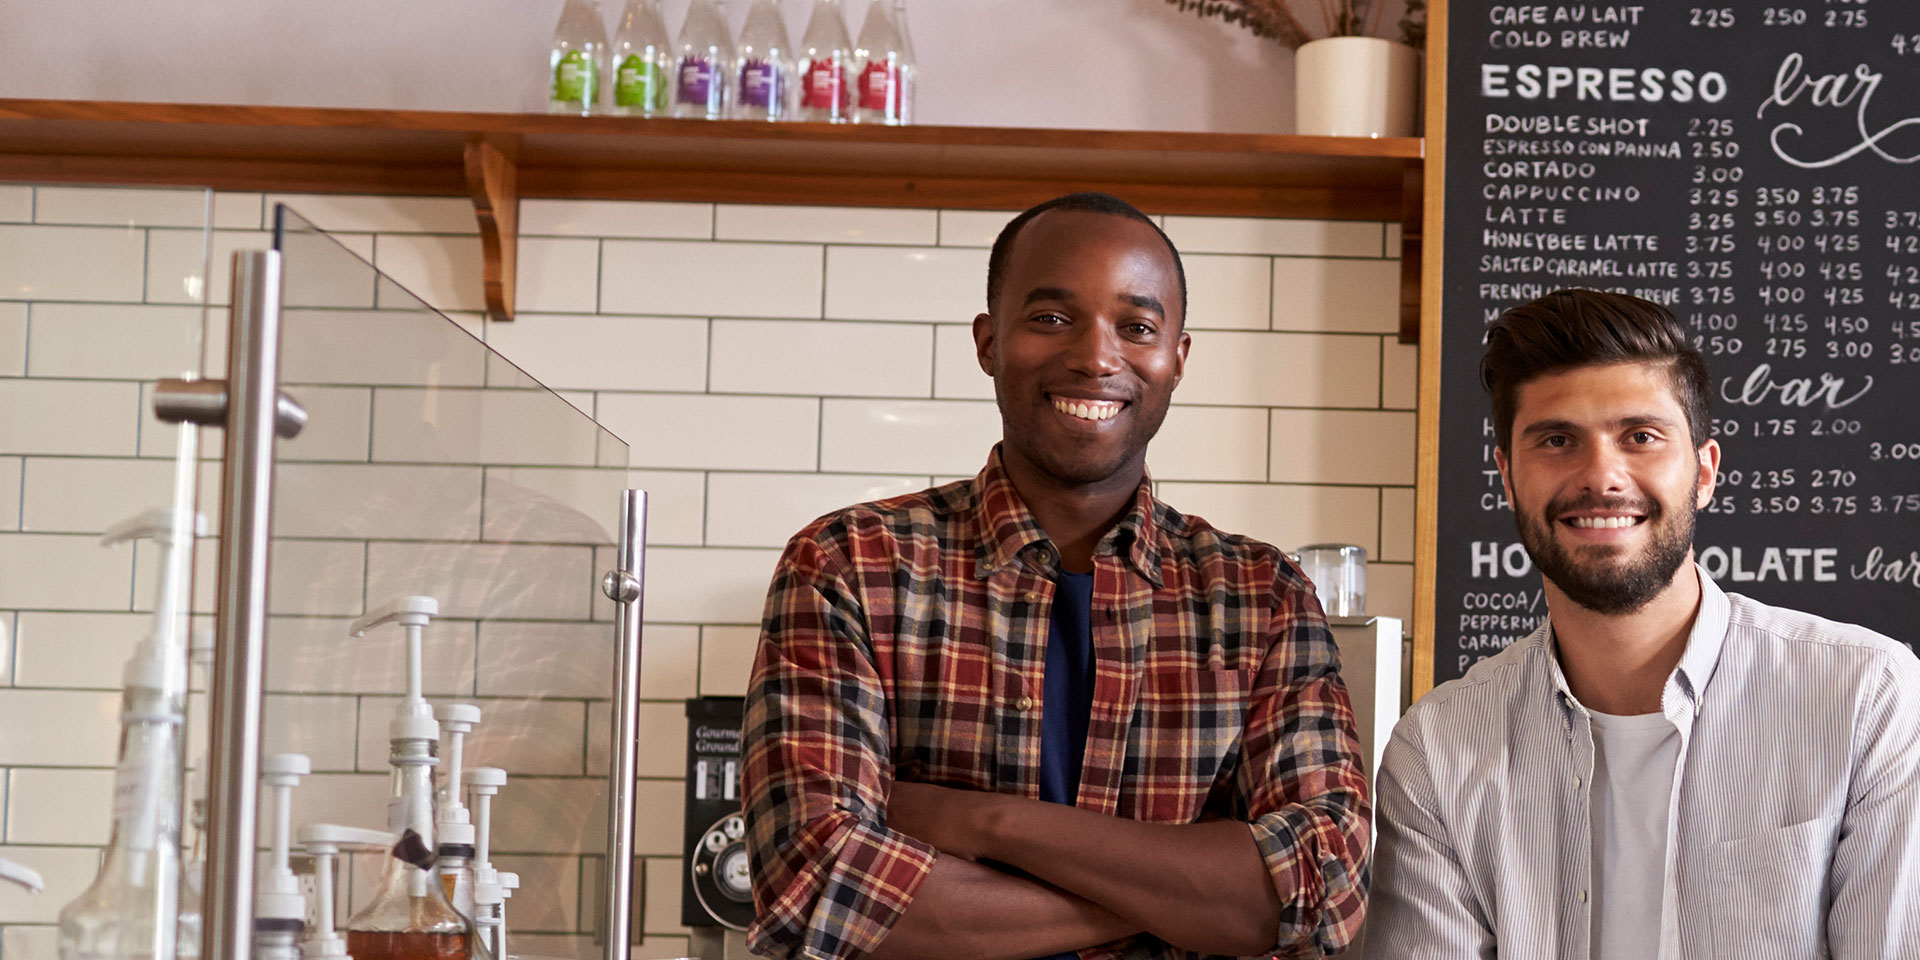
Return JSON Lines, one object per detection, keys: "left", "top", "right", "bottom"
{"left": 886, "top": 780, "right": 1007, "bottom": 862}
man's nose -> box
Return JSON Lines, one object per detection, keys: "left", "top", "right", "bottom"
{"left": 1064, "top": 320, "right": 1125, "bottom": 377}
{"left": 1576, "top": 443, "right": 1633, "bottom": 494}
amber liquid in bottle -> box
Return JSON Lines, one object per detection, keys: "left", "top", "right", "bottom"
{"left": 346, "top": 931, "right": 469, "bottom": 960}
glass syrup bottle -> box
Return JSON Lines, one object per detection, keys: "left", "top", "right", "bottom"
{"left": 548, "top": 0, "right": 610, "bottom": 114}
{"left": 609, "top": 0, "right": 671, "bottom": 116}
{"left": 851, "top": 0, "right": 906, "bottom": 124}
{"left": 58, "top": 512, "right": 193, "bottom": 960}
{"left": 673, "top": 0, "right": 734, "bottom": 119}
{"left": 733, "top": 0, "right": 795, "bottom": 121}
{"left": 892, "top": 0, "right": 915, "bottom": 123}
{"left": 342, "top": 739, "right": 474, "bottom": 960}
{"left": 795, "top": 0, "right": 853, "bottom": 122}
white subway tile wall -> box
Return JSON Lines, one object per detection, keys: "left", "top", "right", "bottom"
{"left": 0, "top": 188, "right": 1414, "bottom": 952}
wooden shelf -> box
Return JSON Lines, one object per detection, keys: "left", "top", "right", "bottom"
{"left": 0, "top": 100, "right": 1424, "bottom": 325}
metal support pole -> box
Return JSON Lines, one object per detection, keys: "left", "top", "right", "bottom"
{"left": 600, "top": 490, "right": 648, "bottom": 960}
{"left": 204, "top": 250, "right": 288, "bottom": 960}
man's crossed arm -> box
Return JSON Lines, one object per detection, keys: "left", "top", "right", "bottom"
{"left": 867, "top": 782, "right": 1282, "bottom": 960}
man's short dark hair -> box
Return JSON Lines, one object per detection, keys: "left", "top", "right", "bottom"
{"left": 1481, "top": 288, "right": 1711, "bottom": 452}
{"left": 985, "top": 192, "right": 1189, "bottom": 321}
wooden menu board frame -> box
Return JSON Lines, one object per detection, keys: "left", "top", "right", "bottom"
{"left": 1413, "top": 0, "right": 1451, "bottom": 700}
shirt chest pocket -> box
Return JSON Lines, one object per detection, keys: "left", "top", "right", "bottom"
{"left": 1708, "top": 814, "right": 1839, "bottom": 960}
{"left": 1124, "top": 667, "right": 1248, "bottom": 819}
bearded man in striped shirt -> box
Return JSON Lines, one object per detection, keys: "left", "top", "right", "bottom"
{"left": 1369, "top": 288, "right": 1920, "bottom": 958}
{"left": 740, "top": 193, "right": 1372, "bottom": 960}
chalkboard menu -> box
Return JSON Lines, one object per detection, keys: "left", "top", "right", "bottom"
{"left": 1434, "top": 0, "right": 1920, "bottom": 686}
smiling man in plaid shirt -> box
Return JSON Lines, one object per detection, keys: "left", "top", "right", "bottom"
{"left": 741, "top": 193, "right": 1371, "bottom": 960}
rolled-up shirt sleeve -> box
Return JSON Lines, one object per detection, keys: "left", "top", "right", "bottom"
{"left": 742, "top": 529, "right": 936, "bottom": 960}
{"left": 1238, "top": 583, "right": 1374, "bottom": 958}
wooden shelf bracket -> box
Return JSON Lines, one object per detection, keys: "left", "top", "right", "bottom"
{"left": 465, "top": 133, "right": 521, "bottom": 323}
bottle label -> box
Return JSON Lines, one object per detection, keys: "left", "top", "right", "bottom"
{"left": 801, "top": 59, "right": 845, "bottom": 111}
{"left": 679, "top": 57, "right": 717, "bottom": 105}
{"left": 858, "top": 60, "right": 898, "bottom": 112}
{"left": 552, "top": 49, "right": 596, "bottom": 104}
{"left": 615, "top": 54, "right": 666, "bottom": 110}
{"left": 739, "top": 59, "right": 783, "bottom": 109}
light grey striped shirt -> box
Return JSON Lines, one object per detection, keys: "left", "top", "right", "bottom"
{"left": 1368, "top": 566, "right": 1920, "bottom": 959}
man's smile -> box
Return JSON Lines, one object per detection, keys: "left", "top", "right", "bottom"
{"left": 1047, "top": 393, "right": 1129, "bottom": 423}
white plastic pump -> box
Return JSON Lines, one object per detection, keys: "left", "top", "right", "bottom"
{"left": 349, "top": 596, "right": 442, "bottom": 745}
{"left": 436, "top": 703, "right": 482, "bottom": 850}
{"left": 298, "top": 825, "right": 394, "bottom": 960}
{"left": 0, "top": 858, "right": 46, "bottom": 893}
{"left": 256, "top": 754, "right": 311, "bottom": 930}
{"left": 349, "top": 595, "right": 443, "bottom": 836}
{"left": 465, "top": 767, "right": 508, "bottom": 960}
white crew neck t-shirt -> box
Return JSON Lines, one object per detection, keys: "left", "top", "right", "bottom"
{"left": 1588, "top": 709, "right": 1681, "bottom": 960}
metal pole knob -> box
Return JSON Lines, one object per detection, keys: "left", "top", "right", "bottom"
{"left": 601, "top": 570, "right": 641, "bottom": 603}
{"left": 152, "top": 378, "right": 308, "bottom": 439}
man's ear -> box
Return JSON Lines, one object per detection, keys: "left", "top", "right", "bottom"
{"left": 973, "top": 312, "right": 996, "bottom": 375}
{"left": 1695, "top": 439, "right": 1722, "bottom": 507}
{"left": 1494, "top": 445, "right": 1515, "bottom": 510}
{"left": 1172, "top": 328, "right": 1191, "bottom": 388}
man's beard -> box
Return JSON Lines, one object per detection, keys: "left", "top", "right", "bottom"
{"left": 1516, "top": 491, "right": 1696, "bottom": 615}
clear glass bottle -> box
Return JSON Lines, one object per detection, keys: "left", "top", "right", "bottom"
{"left": 548, "top": 0, "right": 610, "bottom": 115}
{"left": 892, "top": 0, "right": 915, "bottom": 124}
{"left": 59, "top": 512, "right": 191, "bottom": 960}
{"left": 56, "top": 675, "right": 184, "bottom": 960}
{"left": 851, "top": 0, "right": 907, "bottom": 124}
{"left": 345, "top": 737, "right": 478, "bottom": 960}
{"left": 795, "top": 0, "right": 853, "bottom": 122}
{"left": 673, "top": 0, "right": 734, "bottom": 120}
{"left": 609, "top": 0, "right": 671, "bottom": 116}
{"left": 732, "top": 0, "right": 794, "bottom": 121}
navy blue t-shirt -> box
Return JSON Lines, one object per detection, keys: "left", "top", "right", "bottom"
{"left": 1036, "top": 570, "right": 1096, "bottom": 960}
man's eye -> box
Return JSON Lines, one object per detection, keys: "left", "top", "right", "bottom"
{"left": 1629, "top": 431, "right": 1657, "bottom": 444}
{"left": 1124, "top": 322, "right": 1157, "bottom": 337}
{"left": 1543, "top": 435, "right": 1569, "bottom": 448}
{"left": 1032, "top": 313, "right": 1067, "bottom": 325}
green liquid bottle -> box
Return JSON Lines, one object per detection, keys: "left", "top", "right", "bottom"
{"left": 548, "top": 0, "right": 608, "bottom": 115}
{"left": 610, "top": 0, "right": 672, "bottom": 116}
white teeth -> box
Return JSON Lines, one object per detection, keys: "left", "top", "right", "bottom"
{"left": 1052, "top": 398, "right": 1121, "bottom": 421}
{"left": 1569, "top": 516, "right": 1638, "bottom": 529}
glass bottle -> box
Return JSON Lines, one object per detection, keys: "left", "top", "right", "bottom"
{"left": 59, "top": 513, "right": 192, "bottom": 960}
{"left": 892, "top": 0, "right": 915, "bottom": 124}
{"left": 673, "top": 0, "right": 734, "bottom": 120}
{"left": 795, "top": 0, "right": 853, "bottom": 122}
{"left": 344, "top": 737, "right": 478, "bottom": 960}
{"left": 851, "top": 0, "right": 906, "bottom": 125}
{"left": 733, "top": 0, "right": 794, "bottom": 121}
{"left": 56, "top": 663, "right": 184, "bottom": 960}
{"left": 548, "top": 0, "right": 610, "bottom": 115}
{"left": 609, "top": 0, "right": 672, "bottom": 116}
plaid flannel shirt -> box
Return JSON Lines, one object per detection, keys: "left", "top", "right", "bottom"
{"left": 742, "top": 449, "right": 1371, "bottom": 960}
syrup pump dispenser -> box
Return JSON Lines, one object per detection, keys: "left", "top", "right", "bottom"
{"left": 1, "top": 858, "right": 46, "bottom": 893}
{"left": 59, "top": 509, "right": 202, "bottom": 960}
{"left": 435, "top": 704, "right": 481, "bottom": 917}
{"left": 299, "top": 825, "right": 395, "bottom": 960}
{"left": 254, "top": 755, "right": 311, "bottom": 960}
{"left": 463, "top": 768, "right": 507, "bottom": 960}
{"left": 343, "top": 596, "right": 484, "bottom": 960}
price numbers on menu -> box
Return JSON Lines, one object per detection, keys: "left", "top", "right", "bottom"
{"left": 1758, "top": 0, "right": 1871, "bottom": 30}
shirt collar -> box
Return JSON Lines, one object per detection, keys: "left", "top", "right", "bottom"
{"left": 970, "top": 445, "right": 1164, "bottom": 586}
{"left": 1543, "top": 559, "right": 1733, "bottom": 713}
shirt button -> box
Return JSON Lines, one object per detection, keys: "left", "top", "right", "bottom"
{"left": 1578, "top": 889, "right": 1588, "bottom": 904}
{"left": 1573, "top": 776, "right": 1582, "bottom": 789}
{"left": 1016, "top": 696, "right": 1034, "bottom": 712}
{"left": 1023, "top": 591, "right": 1044, "bottom": 603}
